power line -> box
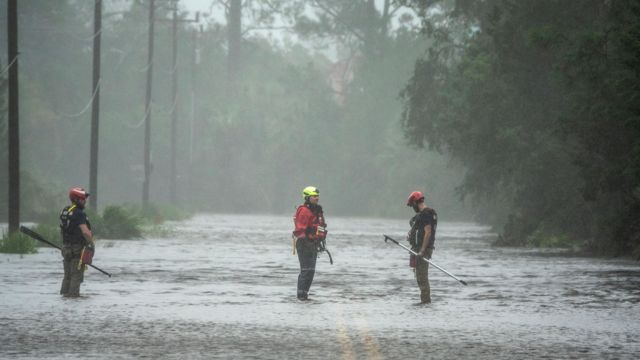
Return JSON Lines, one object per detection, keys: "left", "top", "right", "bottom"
{"left": 57, "top": 78, "right": 102, "bottom": 118}
{"left": 0, "top": 55, "right": 18, "bottom": 77}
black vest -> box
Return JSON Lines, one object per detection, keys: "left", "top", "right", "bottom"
{"left": 409, "top": 207, "right": 437, "bottom": 250}
{"left": 60, "top": 204, "right": 90, "bottom": 244}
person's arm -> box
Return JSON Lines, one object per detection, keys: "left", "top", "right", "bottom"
{"left": 293, "top": 209, "right": 311, "bottom": 238}
{"left": 79, "top": 223, "right": 94, "bottom": 245}
{"left": 418, "top": 224, "right": 431, "bottom": 257}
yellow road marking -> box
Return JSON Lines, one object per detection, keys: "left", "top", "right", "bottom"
{"left": 334, "top": 303, "right": 383, "bottom": 360}
{"left": 336, "top": 320, "right": 356, "bottom": 360}
{"left": 356, "top": 317, "right": 382, "bottom": 360}
{"left": 335, "top": 304, "right": 356, "bottom": 360}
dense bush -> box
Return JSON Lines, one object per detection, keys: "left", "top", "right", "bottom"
{"left": 0, "top": 231, "right": 38, "bottom": 254}
{"left": 31, "top": 223, "right": 63, "bottom": 248}
{"left": 95, "top": 206, "right": 142, "bottom": 239}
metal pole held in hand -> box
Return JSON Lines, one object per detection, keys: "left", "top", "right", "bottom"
{"left": 20, "top": 225, "right": 112, "bottom": 277}
{"left": 384, "top": 234, "right": 467, "bottom": 286}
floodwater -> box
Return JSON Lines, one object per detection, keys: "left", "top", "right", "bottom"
{"left": 1, "top": 214, "right": 639, "bottom": 359}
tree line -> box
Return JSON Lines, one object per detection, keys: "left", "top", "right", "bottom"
{"left": 401, "top": 0, "right": 640, "bottom": 257}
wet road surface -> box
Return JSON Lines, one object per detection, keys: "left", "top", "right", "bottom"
{"left": 1, "top": 214, "right": 639, "bottom": 359}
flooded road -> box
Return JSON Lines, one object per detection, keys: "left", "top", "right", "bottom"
{"left": 1, "top": 214, "right": 639, "bottom": 359}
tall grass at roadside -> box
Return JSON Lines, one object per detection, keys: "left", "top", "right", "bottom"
{"left": 0, "top": 231, "right": 38, "bottom": 254}
{"left": 0, "top": 203, "right": 191, "bottom": 254}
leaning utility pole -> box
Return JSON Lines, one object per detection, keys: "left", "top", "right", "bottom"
{"left": 89, "top": 0, "right": 102, "bottom": 212}
{"left": 143, "top": 0, "right": 155, "bottom": 208}
{"left": 7, "top": 0, "right": 20, "bottom": 234}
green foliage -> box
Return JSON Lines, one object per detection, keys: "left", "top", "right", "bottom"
{"left": 526, "top": 230, "right": 574, "bottom": 249}
{"left": 402, "top": 0, "right": 640, "bottom": 254}
{"left": 0, "top": 231, "right": 38, "bottom": 254}
{"left": 22, "top": 204, "right": 175, "bottom": 242}
{"left": 31, "top": 223, "right": 63, "bottom": 248}
{"left": 94, "top": 206, "right": 142, "bottom": 240}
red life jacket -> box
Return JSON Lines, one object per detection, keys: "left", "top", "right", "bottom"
{"left": 293, "top": 204, "right": 326, "bottom": 239}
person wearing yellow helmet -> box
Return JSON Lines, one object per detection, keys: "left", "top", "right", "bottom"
{"left": 292, "top": 186, "right": 327, "bottom": 300}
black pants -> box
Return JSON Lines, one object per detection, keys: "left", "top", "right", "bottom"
{"left": 296, "top": 238, "right": 317, "bottom": 299}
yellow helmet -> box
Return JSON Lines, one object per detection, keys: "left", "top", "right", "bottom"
{"left": 302, "top": 186, "right": 319, "bottom": 199}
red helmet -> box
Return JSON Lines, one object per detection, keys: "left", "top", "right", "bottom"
{"left": 69, "top": 187, "right": 90, "bottom": 202}
{"left": 406, "top": 191, "right": 424, "bottom": 206}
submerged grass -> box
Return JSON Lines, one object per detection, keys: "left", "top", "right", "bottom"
{"left": 526, "top": 230, "right": 575, "bottom": 248}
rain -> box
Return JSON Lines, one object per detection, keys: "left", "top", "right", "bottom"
{"left": 1, "top": 1, "right": 640, "bottom": 359}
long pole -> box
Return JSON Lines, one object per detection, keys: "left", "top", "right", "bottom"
{"left": 143, "top": 0, "right": 155, "bottom": 208}
{"left": 383, "top": 235, "right": 468, "bottom": 285}
{"left": 20, "top": 226, "right": 112, "bottom": 277}
{"left": 7, "top": 0, "right": 20, "bottom": 235}
{"left": 89, "top": 0, "right": 102, "bottom": 212}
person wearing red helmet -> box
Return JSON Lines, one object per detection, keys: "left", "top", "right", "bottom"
{"left": 406, "top": 190, "right": 438, "bottom": 304}
{"left": 292, "top": 186, "right": 327, "bottom": 300}
{"left": 59, "top": 187, "right": 95, "bottom": 297}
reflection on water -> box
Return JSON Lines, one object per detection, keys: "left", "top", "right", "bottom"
{"left": 1, "top": 214, "right": 639, "bottom": 359}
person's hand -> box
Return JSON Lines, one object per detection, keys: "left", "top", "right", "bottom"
{"left": 417, "top": 250, "right": 425, "bottom": 258}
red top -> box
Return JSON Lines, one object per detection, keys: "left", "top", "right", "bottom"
{"left": 293, "top": 205, "right": 325, "bottom": 239}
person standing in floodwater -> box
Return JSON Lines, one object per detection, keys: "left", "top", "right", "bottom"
{"left": 59, "top": 187, "right": 95, "bottom": 297}
{"left": 406, "top": 191, "right": 438, "bottom": 304}
{"left": 292, "top": 186, "right": 327, "bottom": 301}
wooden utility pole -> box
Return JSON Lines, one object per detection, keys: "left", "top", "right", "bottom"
{"left": 190, "top": 28, "right": 198, "bottom": 166}
{"left": 227, "top": 0, "right": 242, "bottom": 90}
{"left": 166, "top": 3, "right": 198, "bottom": 204}
{"left": 143, "top": 0, "right": 155, "bottom": 208}
{"left": 89, "top": 0, "right": 102, "bottom": 212}
{"left": 170, "top": 5, "right": 178, "bottom": 203}
{"left": 7, "top": 0, "right": 19, "bottom": 234}
{"left": 187, "top": 25, "right": 201, "bottom": 205}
